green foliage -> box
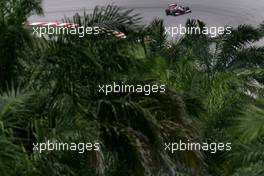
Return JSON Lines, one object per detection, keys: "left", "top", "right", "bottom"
{"left": 0, "top": 2, "right": 264, "bottom": 176}
{"left": 0, "top": 0, "right": 43, "bottom": 89}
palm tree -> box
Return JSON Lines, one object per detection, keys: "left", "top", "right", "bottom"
{"left": 1, "top": 2, "right": 264, "bottom": 175}
{"left": 0, "top": 0, "right": 43, "bottom": 89}
{"left": 158, "top": 19, "right": 264, "bottom": 176}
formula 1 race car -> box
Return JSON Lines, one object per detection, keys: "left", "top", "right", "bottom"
{"left": 165, "top": 3, "right": 192, "bottom": 16}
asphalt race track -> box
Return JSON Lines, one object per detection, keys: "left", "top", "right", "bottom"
{"left": 30, "top": 0, "right": 264, "bottom": 28}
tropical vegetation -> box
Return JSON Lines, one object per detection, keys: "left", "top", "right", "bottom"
{"left": 0, "top": 0, "right": 264, "bottom": 175}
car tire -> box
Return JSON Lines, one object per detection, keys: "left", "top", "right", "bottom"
{"left": 165, "top": 9, "right": 170, "bottom": 16}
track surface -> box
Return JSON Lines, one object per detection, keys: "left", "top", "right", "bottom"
{"left": 30, "top": 0, "right": 264, "bottom": 27}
